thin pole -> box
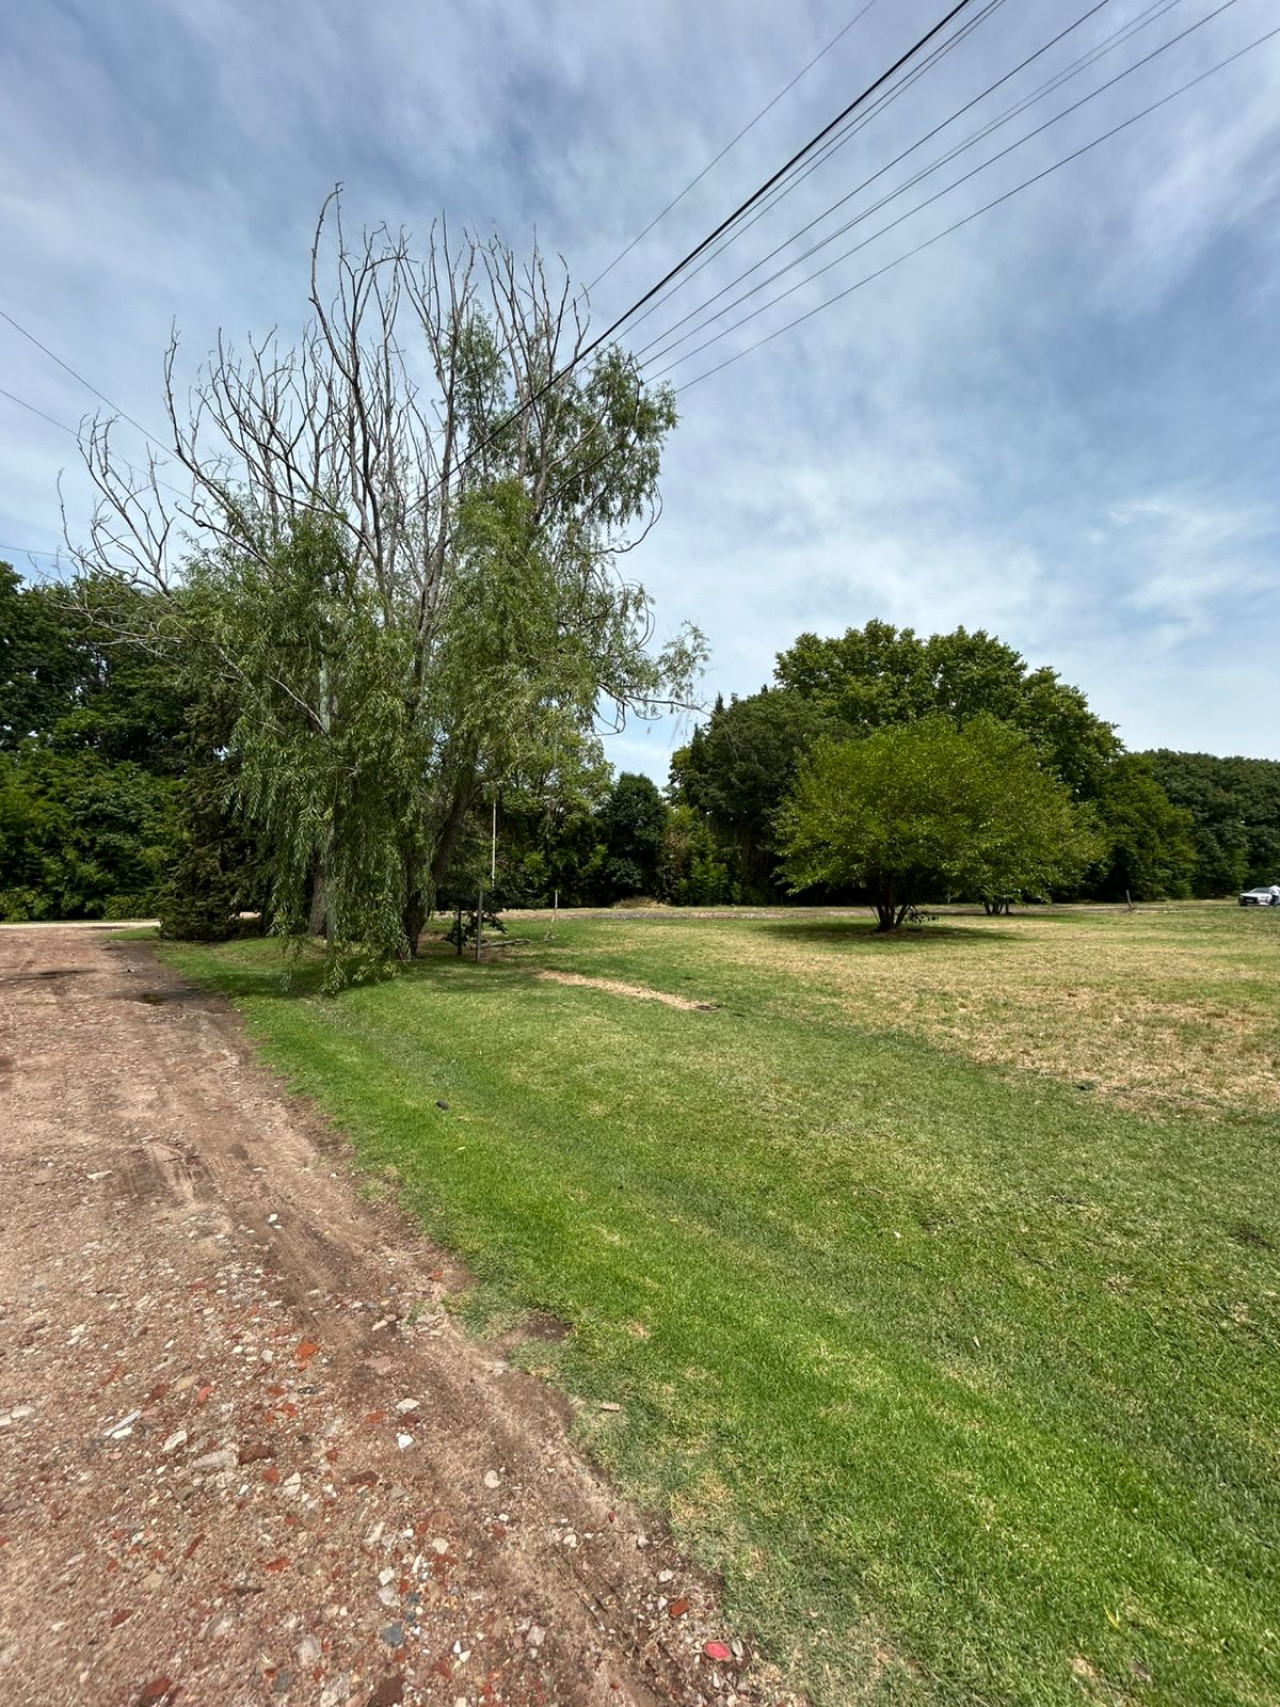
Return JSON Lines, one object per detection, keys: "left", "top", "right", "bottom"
{"left": 475, "top": 886, "right": 483, "bottom": 963}
{"left": 491, "top": 798, "right": 497, "bottom": 885}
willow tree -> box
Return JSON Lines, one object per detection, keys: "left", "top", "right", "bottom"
{"left": 71, "top": 193, "right": 700, "bottom": 978}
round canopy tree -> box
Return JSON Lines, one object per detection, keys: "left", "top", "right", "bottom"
{"left": 777, "top": 714, "right": 1098, "bottom": 931}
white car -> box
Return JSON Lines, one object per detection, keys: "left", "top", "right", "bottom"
{"left": 1239, "top": 885, "right": 1280, "bottom": 907}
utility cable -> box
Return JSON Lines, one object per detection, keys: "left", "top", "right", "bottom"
{"left": 673, "top": 19, "right": 1280, "bottom": 392}
{"left": 641, "top": 0, "right": 1209, "bottom": 369}
{"left": 623, "top": 0, "right": 1011, "bottom": 337}
{"left": 0, "top": 307, "right": 168, "bottom": 454}
{"left": 584, "top": 0, "right": 883, "bottom": 296}
{"left": 433, "top": 0, "right": 986, "bottom": 498}
{"left": 635, "top": 0, "right": 1140, "bottom": 363}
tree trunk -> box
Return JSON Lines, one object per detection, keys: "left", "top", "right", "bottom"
{"left": 402, "top": 886, "right": 426, "bottom": 958}
{"left": 429, "top": 774, "right": 478, "bottom": 890}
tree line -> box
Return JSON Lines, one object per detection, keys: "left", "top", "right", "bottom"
{"left": 4, "top": 571, "right": 1276, "bottom": 931}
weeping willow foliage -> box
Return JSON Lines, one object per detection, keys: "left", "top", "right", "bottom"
{"left": 75, "top": 200, "right": 702, "bottom": 985}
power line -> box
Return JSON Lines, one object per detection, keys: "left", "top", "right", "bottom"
{"left": 0, "top": 306, "right": 168, "bottom": 454}
{"left": 673, "top": 19, "right": 1280, "bottom": 393}
{"left": 619, "top": 1, "right": 1009, "bottom": 346}
{"left": 431, "top": 0, "right": 987, "bottom": 500}
{"left": 641, "top": 0, "right": 1210, "bottom": 371}
{"left": 584, "top": 0, "right": 883, "bottom": 297}
{"left": 633, "top": 0, "right": 1137, "bottom": 364}
{"left": 652, "top": 0, "right": 1248, "bottom": 378}
{"left": 622, "top": 0, "right": 1012, "bottom": 338}
{"left": 0, "top": 386, "right": 79, "bottom": 436}
{"left": 0, "top": 543, "right": 62, "bottom": 561}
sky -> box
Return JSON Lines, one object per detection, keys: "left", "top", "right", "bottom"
{"left": 2, "top": 0, "right": 1278, "bottom": 778}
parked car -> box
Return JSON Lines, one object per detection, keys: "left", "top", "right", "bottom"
{"left": 1239, "top": 885, "right": 1280, "bottom": 906}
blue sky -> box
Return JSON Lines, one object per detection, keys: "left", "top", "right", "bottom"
{"left": 3, "top": 0, "right": 1278, "bottom": 777}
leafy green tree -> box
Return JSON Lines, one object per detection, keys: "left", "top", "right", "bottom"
{"left": 1144, "top": 750, "right": 1280, "bottom": 893}
{"left": 775, "top": 620, "right": 1119, "bottom": 797}
{"left": 598, "top": 771, "right": 667, "bottom": 899}
{"left": 73, "top": 200, "right": 700, "bottom": 980}
{"left": 1088, "top": 754, "right": 1196, "bottom": 901}
{"left": 670, "top": 687, "right": 834, "bottom": 898}
{"left": 659, "top": 803, "right": 736, "bottom": 905}
{"left": 0, "top": 563, "right": 83, "bottom": 747}
{"left": 777, "top": 716, "right": 1097, "bottom": 932}
{"left": 0, "top": 747, "right": 180, "bottom": 920}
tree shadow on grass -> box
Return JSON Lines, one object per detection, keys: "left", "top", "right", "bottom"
{"left": 756, "top": 915, "right": 1021, "bottom": 950}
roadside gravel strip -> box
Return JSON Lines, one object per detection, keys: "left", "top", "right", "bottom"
{"left": 0, "top": 927, "right": 800, "bottom": 1707}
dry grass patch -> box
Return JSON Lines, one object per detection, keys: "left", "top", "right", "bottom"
{"left": 651, "top": 906, "right": 1280, "bottom": 1117}
{"left": 534, "top": 968, "right": 716, "bottom": 1010}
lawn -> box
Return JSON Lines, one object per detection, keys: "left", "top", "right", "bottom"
{"left": 160, "top": 903, "right": 1280, "bottom": 1706}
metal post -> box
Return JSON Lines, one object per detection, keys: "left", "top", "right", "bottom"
{"left": 491, "top": 798, "right": 497, "bottom": 885}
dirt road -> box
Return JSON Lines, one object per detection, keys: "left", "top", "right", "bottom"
{"left": 0, "top": 927, "right": 795, "bottom": 1707}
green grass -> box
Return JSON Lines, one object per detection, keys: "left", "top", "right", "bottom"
{"left": 160, "top": 906, "right": 1280, "bottom": 1706}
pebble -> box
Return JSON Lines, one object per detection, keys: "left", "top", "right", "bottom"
{"left": 431, "top": 1537, "right": 450, "bottom": 1554}
{"left": 378, "top": 1586, "right": 398, "bottom": 1609}
{"left": 396, "top": 1433, "right": 413, "bottom": 1450}
{"left": 297, "top": 1635, "right": 321, "bottom": 1667}
{"left": 272, "top": 1668, "right": 292, "bottom": 1694}
{"left": 380, "top": 1622, "right": 404, "bottom": 1647}
{"left": 160, "top": 1429, "right": 188, "bottom": 1454}
{"left": 394, "top": 1398, "right": 419, "bottom": 1413}
{"left": 527, "top": 1624, "right": 546, "bottom": 1649}
{"left": 482, "top": 1469, "right": 500, "bottom": 1489}
{"left": 657, "top": 1569, "right": 674, "bottom": 1584}
{"left": 193, "top": 1447, "right": 238, "bottom": 1472}
{"left": 319, "top": 1674, "right": 351, "bottom": 1707}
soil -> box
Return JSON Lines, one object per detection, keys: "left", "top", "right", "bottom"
{"left": 0, "top": 926, "right": 802, "bottom": 1707}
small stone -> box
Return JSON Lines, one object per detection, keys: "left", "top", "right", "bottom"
{"left": 431, "top": 1537, "right": 449, "bottom": 1554}
{"left": 562, "top": 1531, "right": 578, "bottom": 1550}
{"left": 378, "top": 1586, "right": 398, "bottom": 1609}
{"left": 394, "top": 1399, "right": 419, "bottom": 1414}
{"left": 379, "top": 1567, "right": 396, "bottom": 1586}
{"left": 160, "top": 1429, "right": 188, "bottom": 1454}
{"left": 272, "top": 1669, "right": 292, "bottom": 1694}
{"left": 599, "top": 1401, "right": 621, "bottom": 1412}
{"left": 193, "top": 1447, "right": 238, "bottom": 1472}
{"left": 319, "top": 1675, "right": 352, "bottom": 1707}
{"left": 297, "top": 1635, "right": 321, "bottom": 1667}
{"left": 10, "top": 1405, "right": 35, "bottom": 1421}
{"left": 527, "top": 1624, "right": 545, "bottom": 1649}
{"left": 482, "top": 1469, "right": 500, "bottom": 1490}
{"left": 657, "top": 1569, "right": 674, "bottom": 1584}
{"left": 396, "top": 1433, "right": 413, "bottom": 1451}
{"left": 380, "top": 1622, "right": 403, "bottom": 1648}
